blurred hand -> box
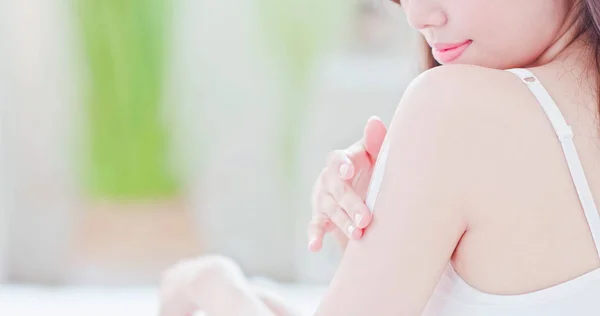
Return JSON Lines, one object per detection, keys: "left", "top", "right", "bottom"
{"left": 159, "top": 257, "right": 225, "bottom": 316}
{"left": 159, "top": 256, "right": 276, "bottom": 316}
{"left": 308, "top": 116, "right": 387, "bottom": 252}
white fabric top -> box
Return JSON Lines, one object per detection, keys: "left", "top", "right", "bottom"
{"left": 364, "top": 68, "right": 600, "bottom": 315}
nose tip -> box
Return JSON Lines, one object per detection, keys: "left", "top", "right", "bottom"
{"left": 406, "top": 7, "right": 447, "bottom": 30}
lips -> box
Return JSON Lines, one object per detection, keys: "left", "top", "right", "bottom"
{"left": 431, "top": 40, "right": 472, "bottom": 64}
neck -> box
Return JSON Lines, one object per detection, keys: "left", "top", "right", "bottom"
{"left": 528, "top": 4, "right": 590, "bottom": 68}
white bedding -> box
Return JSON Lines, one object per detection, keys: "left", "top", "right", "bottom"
{"left": 0, "top": 281, "right": 326, "bottom": 316}
{"left": 0, "top": 285, "right": 159, "bottom": 315}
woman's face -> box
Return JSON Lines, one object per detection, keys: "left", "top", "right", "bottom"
{"left": 400, "top": 0, "right": 574, "bottom": 69}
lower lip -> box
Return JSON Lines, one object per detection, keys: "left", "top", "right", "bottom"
{"left": 432, "top": 40, "right": 472, "bottom": 64}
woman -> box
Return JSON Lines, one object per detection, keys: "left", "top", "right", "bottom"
{"left": 161, "top": 0, "right": 600, "bottom": 314}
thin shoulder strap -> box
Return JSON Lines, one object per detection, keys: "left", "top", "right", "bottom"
{"left": 365, "top": 136, "right": 391, "bottom": 212}
{"left": 507, "top": 68, "right": 600, "bottom": 258}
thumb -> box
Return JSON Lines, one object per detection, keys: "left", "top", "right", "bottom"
{"left": 363, "top": 116, "right": 387, "bottom": 161}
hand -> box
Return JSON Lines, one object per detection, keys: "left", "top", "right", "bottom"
{"left": 308, "top": 116, "right": 387, "bottom": 252}
{"left": 159, "top": 256, "right": 278, "bottom": 316}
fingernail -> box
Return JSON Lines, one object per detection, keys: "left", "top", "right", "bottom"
{"left": 354, "top": 213, "right": 364, "bottom": 226}
{"left": 339, "top": 164, "right": 349, "bottom": 177}
{"left": 347, "top": 225, "right": 356, "bottom": 236}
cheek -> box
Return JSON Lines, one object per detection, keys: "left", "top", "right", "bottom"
{"left": 458, "top": 1, "right": 563, "bottom": 68}
{"left": 472, "top": 23, "right": 546, "bottom": 68}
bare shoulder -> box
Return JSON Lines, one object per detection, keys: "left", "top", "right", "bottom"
{"left": 392, "top": 65, "right": 528, "bottom": 142}
{"left": 388, "top": 64, "right": 539, "bottom": 204}
{"left": 393, "top": 64, "right": 543, "bottom": 141}
{"left": 399, "top": 64, "right": 525, "bottom": 114}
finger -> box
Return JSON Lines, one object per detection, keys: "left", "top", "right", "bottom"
{"left": 363, "top": 116, "right": 388, "bottom": 162}
{"left": 342, "top": 141, "right": 372, "bottom": 180}
{"left": 325, "top": 150, "right": 355, "bottom": 180}
{"left": 344, "top": 118, "right": 386, "bottom": 179}
{"left": 322, "top": 218, "right": 336, "bottom": 232}
{"left": 307, "top": 222, "right": 327, "bottom": 252}
{"left": 318, "top": 192, "right": 362, "bottom": 240}
{"left": 329, "top": 204, "right": 363, "bottom": 240}
{"left": 310, "top": 170, "right": 327, "bottom": 210}
{"left": 307, "top": 213, "right": 329, "bottom": 252}
{"left": 323, "top": 172, "right": 348, "bottom": 204}
{"left": 323, "top": 175, "right": 371, "bottom": 228}
{"left": 336, "top": 185, "right": 372, "bottom": 229}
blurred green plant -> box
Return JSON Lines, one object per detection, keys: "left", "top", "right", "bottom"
{"left": 256, "top": 0, "right": 353, "bottom": 190}
{"left": 76, "top": 0, "right": 178, "bottom": 199}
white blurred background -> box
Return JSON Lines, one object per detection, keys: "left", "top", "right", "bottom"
{"left": 0, "top": 0, "right": 420, "bottom": 314}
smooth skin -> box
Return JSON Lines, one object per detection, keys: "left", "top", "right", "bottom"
{"left": 161, "top": 0, "right": 600, "bottom": 315}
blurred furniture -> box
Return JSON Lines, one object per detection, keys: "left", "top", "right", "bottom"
{"left": 70, "top": 199, "right": 201, "bottom": 285}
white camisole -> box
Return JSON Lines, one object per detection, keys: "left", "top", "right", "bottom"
{"left": 364, "top": 68, "right": 600, "bottom": 315}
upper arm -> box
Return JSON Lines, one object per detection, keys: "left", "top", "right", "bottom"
{"left": 314, "top": 66, "right": 485, "bottom": 316}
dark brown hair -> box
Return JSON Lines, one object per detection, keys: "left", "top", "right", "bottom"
{"left": 579, "top": 0, "right": 600, "bottom": 117}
